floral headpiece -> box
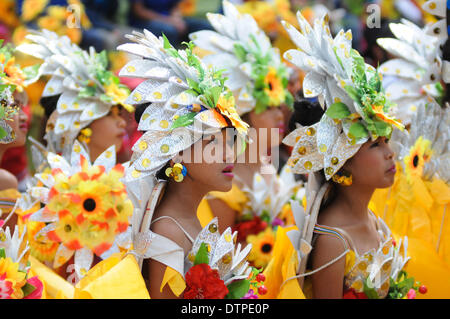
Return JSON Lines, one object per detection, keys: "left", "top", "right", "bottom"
{"left": 0, "top": 225, "right": 43, "bottom": 299}
{"left": 16, "top": 29, "right": 134, "bottom": 158}
{"left": 24, "top": 141, "right": 133, "bottom": 279}
{"left": 377, "top": 19, "right": 450, "bottom": 125}
{"left": 0, "top": 40, "right": 40, "bottom": 143}
{"left": 117, "top": 29, "right": 248, "bottom": 201}
{"left": 281, "top": 12, "right": 404, "bottom": 180}
{"left": 189, "top": 0, "right": 293, "bottom": 115}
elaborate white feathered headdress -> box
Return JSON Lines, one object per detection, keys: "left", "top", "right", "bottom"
{"left": 282, "top": 12, "right": 404, "bottom": 180}
{"left": 16, "top": 29, "right": 134, "bottom": 158}
{"left": 377, "top": 19, "right": 450, "bottom": 125}
{"left": 116, "top": 29, "right": 249, "bottom": 235}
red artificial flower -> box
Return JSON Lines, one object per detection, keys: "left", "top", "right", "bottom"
{"left": 183, "top": 264, "right": 229, "bottom": 299}
{"left": 233, "top": 216, "right": 268, "bottom": 242}
{"left": 343, "top": 288, "right": 368, "bottom": 299}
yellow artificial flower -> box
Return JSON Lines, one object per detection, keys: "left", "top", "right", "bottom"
{"left": 104, "top": 82, "right": 134, "bottom": 112}
{"left": 278, "top": 203, "right": 295, "bottom": 226}
{"left": 404, "top": 136, "right": 433, "bottom": 184}
{"left": 216, "top": 94, "right": 249, "bottom": 135}
{"left": 371, "top": 104, "right": 404, "bottom": 130}
{"left": 21, "top": 0, "right": 49, "bottom": 22}
{"left": 0, "top": 54, "right": 26, "bottom": 92}
{"left": 27, "top": 221, "right": 59, "bottom": 263}
{"left": 247, "top": 227, "right": 275, "bottom": 269}
{"left": 0, "top": 257, "right": 27, "bottom": 299}
{"left": 264, "top": 67, "right": 286, "bottom": 107}
{"left": 46, "top": 162, "right": 132, "bottom": 257}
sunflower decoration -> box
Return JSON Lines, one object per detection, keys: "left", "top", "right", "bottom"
{"left": 246, "top": 227, "right": 275, "bottom": 269}
{"left": 0, "top": 225, "right": 43, "bottom": 299}
{"left": 403, "top": 136, "right": 433, "bottom": 184}
{"left": 27, "top": 142, "right": 133, "bottom": 279}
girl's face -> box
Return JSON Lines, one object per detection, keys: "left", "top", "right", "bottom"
{"left": 88, "top": 105, "right": 126, "bottom": 157}
{"left": 343, "top": 137, "right": 396, "bottom": 189}
{"left": 181, "top": 128, "right": 237, "bottom": 193}
{"left": 7, "top": 92, "right": 28, "bottom": 147}
{"left": 247, "top": 107, "right": 285, "bottom": 151}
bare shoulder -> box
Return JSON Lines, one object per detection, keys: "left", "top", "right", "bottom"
{"left": 0, "top": 169, "right": 18, "bottom": 191}
{"left": 316, "top": 204, "right": 347, "bottom": 228}
{"left": 150, "top": 216, "right": 189, "bottom": 251}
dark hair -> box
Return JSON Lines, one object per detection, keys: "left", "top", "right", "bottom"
{"left": 134, "top": 102, "right": 152, "bottom": 124}
{"left": 288, "top": 99, "right": 324, "bottom": 131}
{"left": 40, "top": 94, "right": 61, "bottom": 118}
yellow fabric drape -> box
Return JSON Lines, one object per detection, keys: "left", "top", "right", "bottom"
{"left": 260, "top": 226, "right": 305, "bottom": 299}
{"left": 74, "top": 253, "right": 150, "bottom": 299}
{"left": 160, "top": 266, "right": 186, "bottom": 298}
{"left": 196, "top": 183, "right": 249, "bottom": 227}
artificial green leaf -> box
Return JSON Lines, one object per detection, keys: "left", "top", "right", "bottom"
{"left": 22, "top": 64, "right": 40, "bottom": 81}
{"left": 225, "top": 279, "right": 251, "bottom": 299}
{"left": 333, "top": 47, "right": 345, "bottom": 72}
{"left": 194, "top": 242, "right": 209, "bottom": 266}
{"left": 260, "top": 210, "right": 271, "bottom": 223}
{"left": 171, "top": 112, "right": 197, "bottom": 129}
{"left": 186, "top": 78, "right": 201, "bottom": 94}
{"left": 78, "top": 86, "right": 96, "bottom": 98}
{"left": 0, "top": 127, "right": 6, "bottom": 139}
{"left": 233, "top": 43, "right": 247, "bottom": 62}
{"left": 325, "top": 102, "right": 351, "bottom": 119}
{"left": 0, "top": 248, "right": 5, "bottom": 259}
{"left": 349, "top": 122, "right": 368, "bottom": 140}
{"left": 373, "top": 120, "right": 392, "bottom": 137}
{"left": 209, "top": 86, "right": 222, "bottom": 107}
{"left": 344, "top": 85, "right": 360, "bottom": 103}
{"left": 21, "top": 282, "right": 36, "bottom": 297}
{"left": 363, "top": 278, "right": 379, "bottom": 299}
{"left": 99, "top": 94, "right": 113, "bottom": 103}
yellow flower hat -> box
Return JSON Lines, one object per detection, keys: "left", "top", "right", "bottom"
{"left": 26, "top": 141, "right": 133, "bottom": 280}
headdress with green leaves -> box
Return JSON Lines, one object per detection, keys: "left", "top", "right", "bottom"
{"left": 189, "top": 0, "right": 293, "bottom": 115}
{"left": 282, "top": 12, "right": 404, "bottom": 180}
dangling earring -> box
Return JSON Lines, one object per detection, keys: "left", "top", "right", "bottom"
{"left": 332, "top": 169, "right": 353, "bottom": 186}
{"left": 78, "top": 128, "right": 92, "bottom": 144}
{"left": 165, "top": 162, "right": 187, "bottom": 182}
